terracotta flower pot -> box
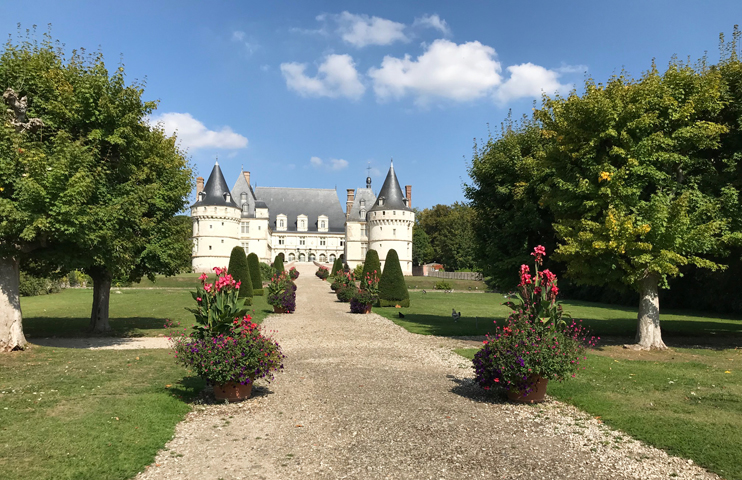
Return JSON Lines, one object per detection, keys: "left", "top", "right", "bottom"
{"left": 273, "top": 305, "right": 286, "bottom": 313}
{"left": 213, "top": 381, "right": 253, "bottom": 402}
{"left": 363, "top": 304, "right": 372, "bottom": 314}
{"left": 507, "top": 375, "right": 548, "bottom": 404}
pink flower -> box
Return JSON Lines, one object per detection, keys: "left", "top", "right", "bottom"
{"left": 196, "top": 297, "right": 202, "bottom": 302}
{"left": 199, "top": 273, "right": 208, "bottom": 281}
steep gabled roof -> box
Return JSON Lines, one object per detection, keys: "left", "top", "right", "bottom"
{"left": 231, "top": 171, "right": 257, "bottom": 217}
{"left": 254, "top": 187, "right": 345, "bottom": 233}
{"left": 347, "top": 187, "right": 376, "bottom": 222}
{"left": 369, "top": 161, "right": 410, "bottom": 212}
{"left": 192, "top": 162, "right": 239, "bottom": 208}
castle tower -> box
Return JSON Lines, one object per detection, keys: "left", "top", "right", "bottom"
{"left": 367, "top": 160, "right": 414, "bottom": 275}
{"left": 190, "top": 162, "right": 242, "bottom": 273}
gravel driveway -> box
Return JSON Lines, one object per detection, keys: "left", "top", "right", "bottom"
{"left": 137, "top": 264, "right": 718, "bottom": 480}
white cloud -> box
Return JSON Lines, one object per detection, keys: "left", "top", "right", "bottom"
{"left": 494, "top": 63, "right": 572, "bottom": 103}
{"left": 231, "top": 30, "right": 259, "bottom": 54}
{"left": 232, "top": 31, "right": 245, "bottom": 41}
{"left": 368, "top": 39, "right": 502, "bottom": 104}
{"left": 281, "top": 54, "right": 365, "bottom": 99}
{"left": 412, "top": 14, "right": 451, "bottom": 36}
{"left": 335, "top": 11, "right": 409, "bottom": 47}
{"left": 149, "top": 112, "right": 248, "bottom": 150}
{"left": 309, "top": 156, "right": 349, "bottom": 171}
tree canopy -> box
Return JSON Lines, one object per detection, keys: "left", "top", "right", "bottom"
{"left": 416, "top": 203, "right": 477, "bottom": 271}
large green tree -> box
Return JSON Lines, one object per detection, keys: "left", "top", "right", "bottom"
{"left": 0, "top": 30, "right": 192, "bottom": 348}
{"left": 536, "top": 60, "right": 734, "bottom": 350}
{"left": 411, "top": 226, "right": 433, "bottom": 267}
{"left": 417, "top": 202, "right": 477, "bottom": 271}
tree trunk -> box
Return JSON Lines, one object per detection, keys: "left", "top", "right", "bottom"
{"left": 0, "top": 256, "right": 27, "bottom": 351}
{"left": 629, "top": 274, "right": 667, "bottom": 350}
{"left": 89, "top": 267, "right": 112, "bottom": 333}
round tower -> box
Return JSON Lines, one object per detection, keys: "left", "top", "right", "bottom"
{"left": 367, "top": 161, "right": 414, "bottom": 275}
{"left": 191, "top": 162, "right": 242, "bottom": 273}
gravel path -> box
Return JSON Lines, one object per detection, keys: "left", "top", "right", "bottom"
{"left": 136, "top": 264, "right": 718, "bottom": 480}
{"left": 32, "top": 336, "right": 169, "bottom": 350}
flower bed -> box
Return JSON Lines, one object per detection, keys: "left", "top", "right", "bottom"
{"left": 267, "top": 271, "right": 297, "bottom": 313}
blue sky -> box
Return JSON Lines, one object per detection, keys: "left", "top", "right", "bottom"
{"left": 4, "top": 1, "right": 741, "bottom": 208}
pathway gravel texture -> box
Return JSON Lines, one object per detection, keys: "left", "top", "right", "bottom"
{"left": 136, "top": 264, "right": 718, "bottom": 480}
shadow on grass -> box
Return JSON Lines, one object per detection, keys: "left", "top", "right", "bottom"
{"left": 23, "top": 316, "right": 175, "bottom": 338}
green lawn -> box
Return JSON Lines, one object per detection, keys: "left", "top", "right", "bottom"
{"left": 455, "top": 346, "right": 742, "bottom": 480}
{"left": 129, "top": 272, "right": 203, "bottom": 288}
{"left": 0, "top": 346, "right": 204, "bottom": 480}
{"left": 21, "top": 288, "right": 272, "bottom": 338}
{"left": 373, "top": 291, "right": 742, "bottom": 339}
{"left": 405, "top": 276, "right": 486, "bottom": 291}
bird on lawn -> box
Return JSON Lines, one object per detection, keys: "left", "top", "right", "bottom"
{"left": 398, "top": 312, "right": 405, "bottom": 319}
{"left": 451, "top": 309, "right": 461, "bottom": 322}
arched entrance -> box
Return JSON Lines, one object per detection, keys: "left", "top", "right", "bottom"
{"left": 288, "top": 253, "right": 295, "bottom": 261}
{"left": 299, "top": 253, "right": 306, "bottom": 262}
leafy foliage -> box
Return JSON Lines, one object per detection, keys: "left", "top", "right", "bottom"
{"left": 259, "top": 262, "right": 272, "bottom": 283}
{"left": 273, "top": 254, "right": 285, "bottom": 274}
{"left": 266, "top": 271, "right": 296, "bottom": 312}
{"left": 378, "top": 249, "right": 410, "bottom": 307}
{"left": 412, "top": 226, "right": 434, "bottom": 266}
{"left": 186, "top": 268, "right": 249, "bottom": 339}
{"left": 433, "top": 280, "right": 452, "bottom": 290}
{"left": 315, "top": 265, "right": 329, "bottom": 280}
{"left": 331, "top": 257, "right": 343, "bottom": 278}
{"left": 417, "top": 203, "right": 478, "bottom": 271}
{"left": 228, "top": 247, "right": 253, "bottom": 299}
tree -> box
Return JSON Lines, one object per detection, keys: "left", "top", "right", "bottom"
{"left": 0, "top": 30, "right": 193, "bottom": 347}
{"left": 465, "top": 120, "right": 558, "bottom": 291}
{"left": 411, "top": 226, "right": 434, "bottom": 267}
{"left": 360, "top": 249, "right": 381, "bottom": 289}
{"left": 273, "top": 254, "right": 285, "bottom": 274}
{"left": 228, "top": 247, "right": 252, "bottom": 299}
{"left": 417, "top": 203, "right": 478, "bottom": 271}
{"left": 378, "top": 249, "right": 410, "bottom": 307}
{"left": 536, "top": 60, "right": 732, "bottom": 350}
{"left": 247, "top": 253, "right": 262, "bottom": 290}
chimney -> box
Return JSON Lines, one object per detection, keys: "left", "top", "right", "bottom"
{"left": 405, "top": 185, "right": 412, "bottom": 209}
{"left": 243, "top": 171, "right": 250, "bottom": 185}
{"left": 346, "top": 189, "right": 355, "bottom": 218}
{"left": 196, "top": 177, "right": 204, "bottom": 196}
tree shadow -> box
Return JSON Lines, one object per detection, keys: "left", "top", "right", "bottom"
{"left": 23, "top": 316, "right": 180, "bottom": 338}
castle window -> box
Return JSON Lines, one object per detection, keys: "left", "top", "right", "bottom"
{"left": 258, "top": 226, "right": 261, "bottom": 230}
{"left": 221, "top": 222, "right": 224, "bottom": 226}
{"left": 221, "top": 239, "right": 224, "bottom": 243}
{"left": 278, "top": 237, "right": 285, "bottom": 245}
{"left": 383, "top": 211, "right": 386, "bottom": 215}
{"left": 320, "top": 238, "right": 326, "bottom": 246}
{"left": 280, "top": 219, "right": 284, "bottom": 228}
{"left": 209, "top": 224, "right": 213, "bottom": 229}
{"left": 393, "top": 228, "right": 396, "bottom": 236}
{"left": 360, "top": 208, "right": 365, "bottom": 218}
{"left": 340, "top": 240, "right": 344, "bottom": 247}
{"left": 209, "top": 245, "right": 212, "bottom": 250}
{"left": 241, "top": 222, "right": 249, "bottom": 234}
{"left": 379, "top": 198, "right": 385, "bottom": 206}
{"left": 321, "top": 221, "right": 325, "bottom": 229}
{"left": 300, "top": 237, "right": 306, "bottom": 246}
{"left": 329, "top": 254, "right": 336, "bottom": 262}
{"left": 242, "top": 242, "right": 249, "bottom": 253}
{"left": 288, "top": 253, "right": 296, "bottom": 261}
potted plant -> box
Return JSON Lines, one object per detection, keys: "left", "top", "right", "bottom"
{"left": 473, "top": 246, "right": 598, "bottom": 403}
{"left": 289, "top": 266, "right": 299, "bottom": 280}
{"left": 350, "top": 288, "right": 376, "bottom": 313}
{"left": 170, "top": 267, "right": 284, "bottom": 401}
{"left": 315, "top": 265, "right": 329, "bottom": 280}
{"left": 267, "top": 271, "right": 297, "bottom": 313}
{"left": 334, "top": 272, "right": 355, "bottom": 302}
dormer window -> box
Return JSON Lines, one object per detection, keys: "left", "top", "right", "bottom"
{"left": 379, "top": 197, "right": 385, "bottom": 206}
{"left": 277, "top": 214, "right": 288, "bottom": 231}
{"left": 360, "top": 208, "right": 365, "bottom": 219}
{"left": 297, "top": 214, "right": 308, "bottom": 232}
{"left": 224, "top": 193, "right": 231, "bottom": 203}
{"left": 360, "top": 199, "right": 365, "bottom": 207}
{"left": 318, "top": 215, "right": 329, "bottom": 232}
{"left": 198, "top": 191, "right": 205, "bottom": 201}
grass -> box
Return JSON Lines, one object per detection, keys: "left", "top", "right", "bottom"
{"left": 455, "top": 346, "right": 742, "bottom": 480}
{"left": 373, "top": 291, "right": 742, "bottom": 339}
{"left": 21, "top": 287, "right": 273, "bottom": 338}
{"left": 128, "top": 273, "right": 203, "bottom": 288}
{"left": 0, "top": 346, "right": 204, "bottom": 480}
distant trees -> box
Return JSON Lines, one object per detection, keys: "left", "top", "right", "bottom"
{"left": 0, "top": 30, "right": 192, "bottom": 349}
{"left": 416, "top": 203, "right": 477, "bottom": 271}
{"left": 466, "top": 29, "right": 742, "bottom": 349}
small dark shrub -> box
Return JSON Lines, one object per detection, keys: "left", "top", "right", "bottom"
{"left": 434, "top": 280, "right": 452, "bottom": 290}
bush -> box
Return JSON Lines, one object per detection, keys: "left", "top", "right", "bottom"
{"left": 336, "top": 283, "right": 355, "bottom": 302}
{"left": 19, "top": 272, "right": 63, "bottom": 297}
{"left": 273, "top": 254, "right": 285, "bottom": 274}
{"left": 228, "top": 247, "right": 253, "bottom": 299}
{"left": 434, "top": 280, "right": 452, "bottom": 290}
{"left": 259, "top": 262, "right": 272, "bottom": 282}
{"left": 67, "top": 270, "right": 90, "bottom": 287}
{"left": 267, "top": 271, "right": 296, "bottom": 312}
{"left": 247, "top": 253, "right": 262, "bottom": 290}
{"left": 361, "top": 249, "right": 381, "bottom": 289}
{"left": 316, "top": 266, "right": 329, "bottom": 280}
{"left": 289, "top": 266, "right": 299, "bottom": 280}
{"left": 350, "top": 288, "right": 377, "bottom": 313}
{"left": 253, "top": 288, "right": 264, "bottom": 297}
{"left": 353, "top": 263, "right": 364, "bottom": 279}
{"left": 378, "top": 249, "right": 409, "bottom": 307}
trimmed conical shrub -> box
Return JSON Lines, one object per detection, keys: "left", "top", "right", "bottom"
{"left": 228, "top": 246, "right": 253, "bottom": 299}
{"left": 331, "top": 257, "right": 343, "bottom": 277}
{"left": 378, "top": 249, "right": 409, "bottom": 307}
{"left": 273, "top": 254, "right": 285, "bottom": 274}
{"left": 247, "top": 253, "right": 262, "bottom": 289}
{"left": 360, "top": 249, "right": 381, "bottom": 289}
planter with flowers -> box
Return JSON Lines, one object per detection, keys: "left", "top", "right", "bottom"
{"left": 267, "top": 271, "right": 296, "bottom": 313}
{"left": 350, "top": 272, "right": 379, "bottom": 313}
{"left": 289, "top": 266, "right": 299, "bottom": 281}
{"left": 170, "top": 267, "right": 284, "bottom": 401}
{"left": 334, "top": 272, "right": 355, "bottom": 302}
{"left": 473, "top": 246, "right": 597, "bottom": 403}
{"left": 315, "top": 265, "right": 329, "bottom": 280}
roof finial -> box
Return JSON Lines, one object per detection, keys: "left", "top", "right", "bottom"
{"left": 390, "top": 157, "right": 393, "bottom": 166}
{"left": 215, "top": 154, "right": 219, "bottom": 166}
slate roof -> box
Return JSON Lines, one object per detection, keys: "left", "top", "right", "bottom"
{"left": 347, "top": 188, "right": 376, "bottom": 222}
{"left": 369, "top": 161, "right": 410, "bottom": 212}
{"left": 254, "top": 187, "right": 345, "bottom": 233}
{"left": 230, "top": 171, "right": 258, "bottom": 217}
{"left": 192, "top": 162, "right": 239, "bottom": 208}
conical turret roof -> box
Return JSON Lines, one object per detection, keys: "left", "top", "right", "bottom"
{"left": 192, "top": 162, "right": 239, "bottom": 208}
{"left": 369, "top": 160, "right": 411, "bottom": 212}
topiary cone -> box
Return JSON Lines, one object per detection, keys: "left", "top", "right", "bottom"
{"left": 361, "top": 249, "right": 381, "bottom": 290}
{"left": 331, "top": 257, "right": 343, "bottom": 277}
{"left": 273, "top": 254, "right": 285, "bottom": 274}
{"left": 228, "top": 246, "right": 253, "bottom": 298}
{"left": 378, "top": 249, "right": 409, "bottom": 307}
{"left": 247, "top": 253, "right": 262, "bottom": 290}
